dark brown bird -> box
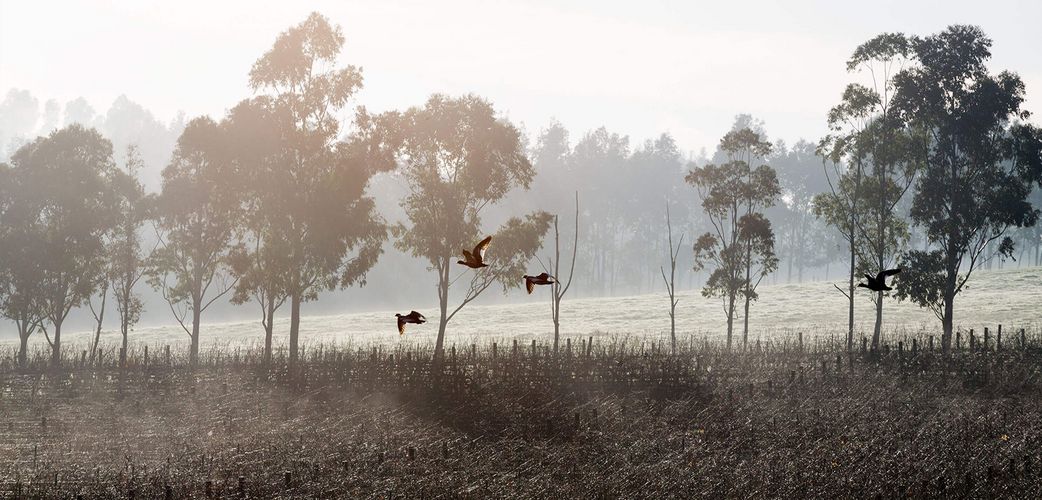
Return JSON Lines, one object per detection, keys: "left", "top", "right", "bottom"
{"left": 458, "top": 236, "right": 492, "bottom": 269}
{"left": 523, "top": 273, "right": 556, "bottom": 294}
{"left": 858, "top": 268, "right": 901, "bottom": 292}
{"left": 395, "top": 311, "right": 426, "bottom": 335}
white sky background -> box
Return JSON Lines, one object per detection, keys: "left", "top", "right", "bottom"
{"left": 1, "top": 0, "right": 1040, "bottom": 155}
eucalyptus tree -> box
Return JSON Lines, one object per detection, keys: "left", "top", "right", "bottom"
{"left": 247, "top": 13, "right": 395, "bottom": 367}
{"left": 107, "top": 145, "right": 153, "bottom": 365}
{"left": 813, "top": 134, "right": 866, "bottom": 350}
{"left": 392, "top": 94, "right": 551, "bottom": 360}
{"left": 8, "top": 125, "right": 117, "bottom": 365}
{"left": 892, "top": 25, "right": 1042, "bottom": 351}
{"left": 0, "top": 161, "right": 47, "bottom": 365}
{"left": 686, "top": 128, "right": 779, "bottom": 349}
{"left": 149, "top": 117, "right": 242, "bottom": 365}
{"left": 827, "top": 33, "right": 922, "bottom": 349}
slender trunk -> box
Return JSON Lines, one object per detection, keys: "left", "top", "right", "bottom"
{"left": 18, "top": 332, "right": 29, "bottom": 366}
{"left": 743, "top": 248, "right": 751, "bottom": 348}
{"left": 51, "top": 320, "right": 62, "bottom": 367}
{"left": 552, "top": 295, "right": 561, "bottom": 349}
{"left": 435, "top": 260, "right": 449, "bottom": 360}
{"left": 726, "top": 292, "right": 735, "bottom": 350}
{"left": 942, "top": 289, "right": 955, "bottom": 353}
{"left": 288, "top": 292, "right": 301, "bottom": 367}
{"left": 91, "top": 298, "right": 106, "bottom": 362}
{"left": 190, "top": 297, "right": 201, "bottom": 366}
{"left": 669, "top": 305, "right": 676, "bottom": 353}
{"left": 120, "top": 315, "right": 129, "bottom": 368}
{"left": 847, "top": 236, "right": 855, "bottom": 351}
{"left": 263, "top": 298, "right": 275, "bottom": 365}
{"left": 553, "top": 216, "right": 561, "bottom": 354}
{"left": 743, "top": 294, "right": 751, "bottom": 349}
{"left": 871, "top": 291, "right": 883, "bottom": 349}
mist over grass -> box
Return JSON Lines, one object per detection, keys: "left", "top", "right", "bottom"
{"left": 6, "top": 265, "right": 1038, "bottom": 352}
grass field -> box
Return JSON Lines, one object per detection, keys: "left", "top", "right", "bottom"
{"left": 2, "top": 333, "right": 1042, "bottom": 498}
{"left": 3, "top": 266, "right": 1040, "bottom": 353}
{"left": 1, "top": 267, "right": 1040, "bottom": 498}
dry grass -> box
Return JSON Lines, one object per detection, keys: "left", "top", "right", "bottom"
{"left": 2, "top": 331, "right": 1042, "bottom": 498}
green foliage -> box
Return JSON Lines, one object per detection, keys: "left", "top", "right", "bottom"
{"left": 891, "top": 25, "right": 1042, "bottom": 341}
{"left": 148, "top": 116, "right": 242, "bottom": 359}
{"left": 108, "top": 146, "right": 152, "bottom": 340}
{"left": 391, "top": 93, "right": 549, "bottom": 353}
{"left": 686, "top": 128, "right": 779, "bottom": 346}
{"left": 239, "top": 12, "right": 398, "bottom": 363}
{"left": 892, "top": 250, "right": 948, "bottom": 320}
{"left": 4, "top": 125, "right": 119, "bottom": 362}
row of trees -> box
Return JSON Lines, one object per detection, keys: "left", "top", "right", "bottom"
{"left": 814, "top": 26, "right": 1042, "bottom": 353}
{"left": 2, "top": 19, "right": 1041, "bottom": 362}
{"left": 0, "top": 13, "right": 551, "bottom": 366}
{"left": 653, "top": 26, "right": 1041, "bottom": 354}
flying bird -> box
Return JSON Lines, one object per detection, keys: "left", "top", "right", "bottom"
{"left": 523, "top": 273, "right": 556, "bottom": 294}
{"left": 395, "top": 311, "right": 426, "bottom": 335}
{"left": 858, "top": 268, "right": 901, "bottom": 292}
{"left": 458, "top": 236, "right": 492, "bottom": 269}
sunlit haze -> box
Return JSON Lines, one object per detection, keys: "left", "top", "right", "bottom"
{"left": 3, "top": 0, "right": 1040, "bottom": 154}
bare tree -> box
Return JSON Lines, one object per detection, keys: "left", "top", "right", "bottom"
{"left": 86, "top": 282, "right": 108, "bottom": 362}
{"left": 660, "top": 202, "right": 684, "bottom": 353}
{"left": 546, "top": 193, "right": 579, "bottom": 354}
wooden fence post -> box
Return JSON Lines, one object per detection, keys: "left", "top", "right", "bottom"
{"left": 165, "top": 345, "right": 171, "bottom": 365}
{"left": 997, "top": 325, "right": 1002, "bottom": 351}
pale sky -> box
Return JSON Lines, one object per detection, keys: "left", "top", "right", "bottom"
{"left": 1, "top": 0, "right": 1040, "bottom": 154}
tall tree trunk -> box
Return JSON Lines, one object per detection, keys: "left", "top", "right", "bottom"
{"left": 847, "top": 238, "right": 855, "bottom": 351}
{"left": 190, "top": 298, "right": 201, "bottom": 366}
{"left": 871, "top": 291, "right": 883, "bottom": 349}
{"left": 51, "top": 320, "right": 62, "bottom": 367}
{"left": 726, "top": 293, "right": 735, "bottom": 350}
{"left": 940, "top": 254, "right": 959, "bottom": 353}
{"left": 120, "top": 315, "right": 129, "bottom": 368}
{"left": 288, "top": 292, "right": 301, "bottom": 367}
{"left": 435, "top": 260, "right": 449, "bottom": 360}
{"left": 18, "top": 332, "right": 29, "bottom": 366}
{"left": 743, "top": 295, "right": 751, "bottom": 349}
{"left": 743, "top": 246, "right": 752, "bottom": 349}
{"left": 263, "top": 297, "right": 275, "bottom": 365}
{"left": 942, "top": 289, "right": 955, "bottom": 353}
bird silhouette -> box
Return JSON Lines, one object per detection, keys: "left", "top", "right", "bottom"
{"left": 457, "top": 236, "right": 492, "bottom": 269}
{"left": 858, "top": 268, "right": 901, "bottom": 292}
{"left": 395, "top": 311, "right": 426, "bottom": 335}
{"left": 523, "top": 273, "right": 556, "bottom": 294}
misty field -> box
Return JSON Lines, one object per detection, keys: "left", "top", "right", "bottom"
{"left": 4, "top": 332, "right": 1042, "bottom": 498}
{"left": 3, "top": 266, "right": 1040, "bottom": 354}
{"left": 1, "top": 268, "right": 1040, "bottom": 498}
